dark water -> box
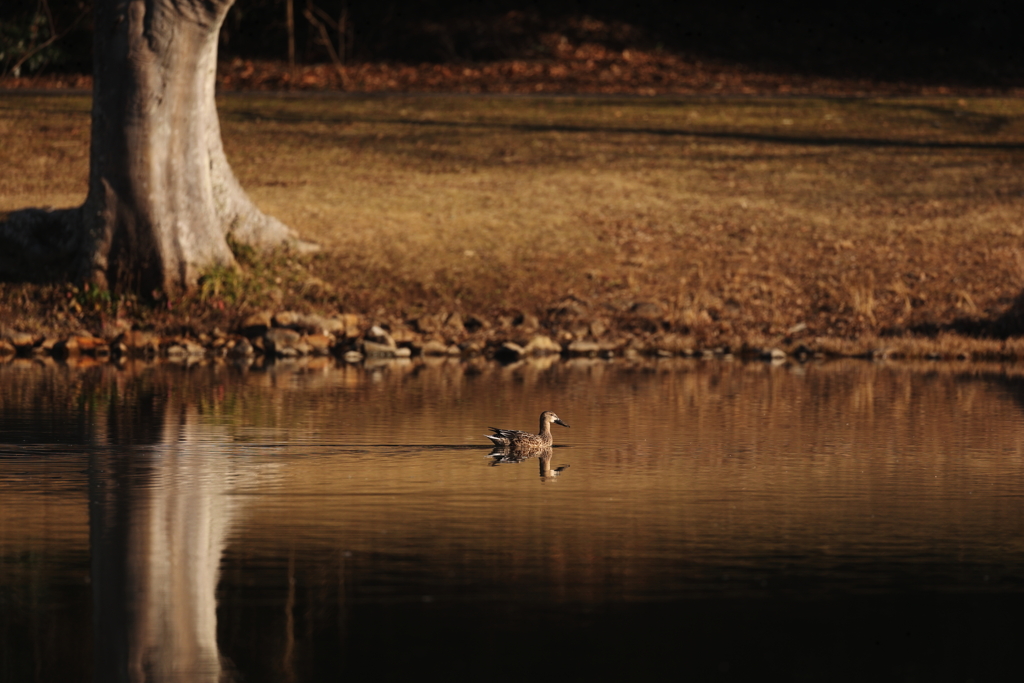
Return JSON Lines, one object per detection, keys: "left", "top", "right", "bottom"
{"left": 2, "top": 356, "right": 1024, "bottom": 681}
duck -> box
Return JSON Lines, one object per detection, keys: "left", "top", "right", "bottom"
{"left": 485, "top": 411, "right": 569, "bottom": 449}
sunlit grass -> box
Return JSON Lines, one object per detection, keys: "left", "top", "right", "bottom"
{"left": 2, "top": 93, "right": 1024, "bottom": 354}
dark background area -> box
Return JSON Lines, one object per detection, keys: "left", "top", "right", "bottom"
{"left": 2, "top": 1, "right": 1023, "bottom": 85}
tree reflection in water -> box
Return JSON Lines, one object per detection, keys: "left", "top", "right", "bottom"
{"left": 89, "top": 376, "right": 252, "bottom": 682}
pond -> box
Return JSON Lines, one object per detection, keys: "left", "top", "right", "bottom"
{"left": 2, "top": 356, "right": 1024, "bottom": 681}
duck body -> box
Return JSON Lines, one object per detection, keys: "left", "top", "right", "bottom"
{"left": 485, "top": 411, "right": 569, "bottom": 449}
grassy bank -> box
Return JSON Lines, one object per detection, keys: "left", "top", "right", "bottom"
{"left": 2, "top": 93, "right": 1024, "bottom": 360}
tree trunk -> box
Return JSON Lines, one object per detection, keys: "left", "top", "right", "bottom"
{"left": 0, "top": 0, "right": 306, "bottom": 294}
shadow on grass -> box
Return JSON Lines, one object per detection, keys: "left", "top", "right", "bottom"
{"left": 228, "top": 108, "right": 1024, "bottom": 152}
{"left": 901, "top": 294, "right": 1024, "bottom": 341}
{"left": 0, "top": 207, "right": 81, "bottom": 283}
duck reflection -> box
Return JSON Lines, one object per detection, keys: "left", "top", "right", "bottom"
{"left": 488, "top": 446, "right": 570, "bottom": 481}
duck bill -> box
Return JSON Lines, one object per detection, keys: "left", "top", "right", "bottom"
{"left": 554, "top": 419, "right": 569, "bottom": 428}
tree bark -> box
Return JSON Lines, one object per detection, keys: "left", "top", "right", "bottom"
{"left": 0, "top": 0, "right": 307, "bottom": 294}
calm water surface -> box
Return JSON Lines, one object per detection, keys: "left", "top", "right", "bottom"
{"left": 2, "top": 357, "right": 1024, "bottom": 681}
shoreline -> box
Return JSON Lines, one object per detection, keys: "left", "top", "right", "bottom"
{"left": 4, "top": 305, "right": 1024, "bottom": 366}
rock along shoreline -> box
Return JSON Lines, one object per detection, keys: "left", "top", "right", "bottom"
{"left": 0, "top": 308, "right": 817, "bottom": 368}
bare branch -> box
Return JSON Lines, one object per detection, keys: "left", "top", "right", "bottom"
{"left": 5, "top": 4, "right": 89, "bottom": 78}
{"left": 309, "top": 3, "right": 337, "bottom": 31}
{"left": 38, "top": 0, "right": 57, "bottom": 39}
{"left": 303, "top": 7, "right": 349, "bottom": 89}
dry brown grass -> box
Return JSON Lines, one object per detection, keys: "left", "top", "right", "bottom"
{"left": 2, "top": 92, "right": 1024, "bottom": 357}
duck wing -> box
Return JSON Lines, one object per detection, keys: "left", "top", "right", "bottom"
{"left": 485, "top": 427, "right": 528, "bottom": 445}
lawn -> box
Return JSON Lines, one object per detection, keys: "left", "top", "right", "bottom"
{"left": 2, "top": 92, "right": 1024, "bottom": 357}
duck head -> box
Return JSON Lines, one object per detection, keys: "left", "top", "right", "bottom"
{"left": 542, "top": 411, "right": 570, "bottom": 428}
